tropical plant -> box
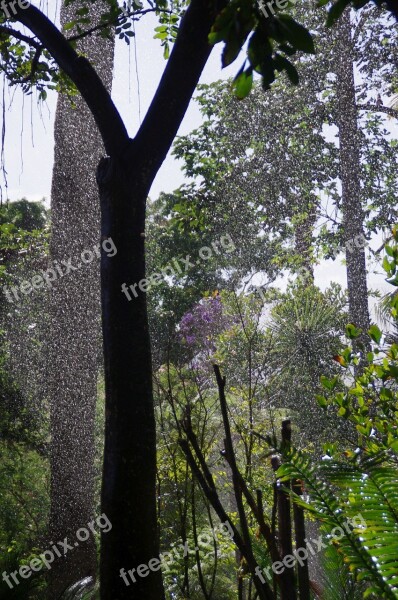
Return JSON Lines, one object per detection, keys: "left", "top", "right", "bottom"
{"left": 273, "top": 229, "right": 398, "bottom": 599}
{"left": 265, "top": 283, "right": 347, "bottom": 445}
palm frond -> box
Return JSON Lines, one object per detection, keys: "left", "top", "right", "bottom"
{"left": 277, "top": 448, "right": 398, "bottom": 599}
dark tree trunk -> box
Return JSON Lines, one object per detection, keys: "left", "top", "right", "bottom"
{"left": 97, "top": 154, "right": 164, "bottom": 600}
{"left": 94, "top": 1, "right": 225, "bottom": 595}
{"left": 335, "top": 11, "right": 370, "bottom": 336}
{"left": 47, "top": 4, "right": 114, "bottom": 597}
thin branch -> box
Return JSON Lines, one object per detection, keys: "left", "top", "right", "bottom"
{"left": 191, "top": 485, "right": 211, "bottom": 600}
{"left": 178, "top": 437, "right": 245, "bottom": 551}
{"left": 213, "top": 365, "right": 274, "bottom": 600}
{"left": 15, "top": 47, "right": 42, "bottom": 84}
{"left": 181, "top": 406, "right": 216, "bottom": 492}
{"left": 67, "top": 8, "right": 172, "bottom": 43}
{"left": 179, "top": 431, "right": 272, "bottom": 600}
{"left": 357, "top": 103, "right": 398, "bottom": 119}
{"left": 0, "top": 25, "right": 42, "bottom": 49}
{"left": 222, "top": 448, "right": 281, "bottom": 565}
{"left": 373, "top": 235, "right": 393, "bottom": 255}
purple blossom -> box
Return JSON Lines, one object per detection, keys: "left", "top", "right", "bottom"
{"left": 178, "top": 296, "right": 231, "bottom": 361}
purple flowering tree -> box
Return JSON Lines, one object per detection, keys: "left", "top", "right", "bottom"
{"left": 178, "top": 295, "right": 232, "bottom": 369}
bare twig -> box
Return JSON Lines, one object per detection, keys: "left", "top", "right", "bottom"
{"left": 213, "top": 365, "right": 274, "bottom": 600}
{"left": 179, "top": 435, "right": 273, "bottom": 600}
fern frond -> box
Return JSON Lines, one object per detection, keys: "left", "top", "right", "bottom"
{"left": 276, "top": 449, "right": 398, "bottom": 599}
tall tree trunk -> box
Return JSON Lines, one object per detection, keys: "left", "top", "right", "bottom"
{"left": 47, "top": 5, "right": 114, "bottom": 597}
{"left": 335, "top": 11, "right": 370, "bottom": 336}
{"left": 95, "top": 0, "right": 224, "bottom": 594}
{"left": 97, "top": 156, "right": 164, "bottom": 600}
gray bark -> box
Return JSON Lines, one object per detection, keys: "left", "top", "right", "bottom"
{"left": 335, "top": 11, "right": 370, "bottom": 336}
{"left": 46, "top": 6, "right": 114, "bottom": 597}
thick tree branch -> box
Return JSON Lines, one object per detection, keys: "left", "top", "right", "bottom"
{"left": 357, "top": 103, "right": 398, "bottom": 119}
{"left": 133, "top": 0, "right": 227, "bottom": 186}
{"left": 13, "top": 0, "right": 227, "bottom": 174}
{"left": 14, "top": 4, "right": 129, "bottom": 156}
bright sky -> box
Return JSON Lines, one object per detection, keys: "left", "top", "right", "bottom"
{"left": 4, "top": 6, "right": 393, "bottom": 316}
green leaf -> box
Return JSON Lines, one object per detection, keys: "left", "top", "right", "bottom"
{"left": 390, "top": 439, "right": 398, "bottom": 453}
{"left": 383, "top": 255, "right": 393, "bottom": 274}
{"left": 345, "top": 323, "right": 361, "bottom": 339}
{"left": 278, "top": 43, "right": 296, "bottom": 56}
{"left": 232, "top": 68, "right": 253, "bottom": 99}
{"left": 320, "top": 376, "right": 338, "bottom": 391}
{"left": 208, "top": 30, "right": 225, "bottom": 45}
{"left": 63, "top": 21, "right": 76, "bottom": 31}
{"left": 277, "top": 15, "right": 315, "bottom": 54}
{"left": 386, "top": 274, "right": 398, "bottom": 286}
{"left": 247, "top": 30, "right": 273, "bottom": 73}
{"left": 222, "top": 39, "right": 242, "bottom": 68}
{"left": 274, "top": 54, "right": 299, "bottom": 84}
{"left": 154, "top": 30, "right": 168, "bottom": 40}
{"left": 368, "top": 324, "right": 382, "bottom": 345}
